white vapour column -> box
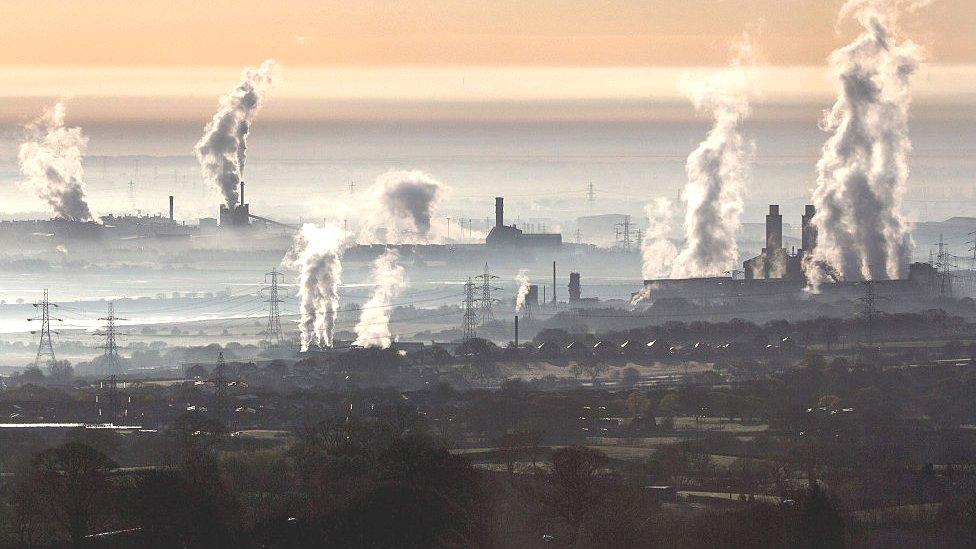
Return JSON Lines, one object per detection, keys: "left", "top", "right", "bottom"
{"left": 639, "top": 198, "right": 678, "bottom": 280}
{"left": 670, "top": 44, "right": 753, "bottom": 279}
{"left": 805, "top": 0, "right": 921, "bottom": 290}
{"left": 353, "top": 250, "right": 407, "bottom": 348}
{"left": 362, "top": 170, "right": 446, "bottom": 243}
{"left": 285, "top": 223, "right": 346, "bottom": 351}
{"left": 514, "top": 269, "right": 530, "bottom": 313}
{"left": 18, "top": 103, "right": 94, "bottom": 222}
{"left": 195, "top": 60, "right": 277, "bottom": 207}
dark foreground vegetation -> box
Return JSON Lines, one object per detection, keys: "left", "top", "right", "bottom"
{"left": 2, "top": 349, "right": 976, "bottom": 547}
{"left": 2, "top": 309, "right": 976, "bottom": 547}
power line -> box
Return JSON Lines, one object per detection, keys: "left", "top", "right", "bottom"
{"left": 28, "top": 289, "right": 60, "bottom": 369}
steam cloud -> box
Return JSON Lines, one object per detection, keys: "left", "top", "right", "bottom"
{"left": 514, "top": 269, "right": 530, "bottom": 313}
{"left": 354, "top": 249, "right": 407, "bottom": 348}
{"left": 362, "top": 170, "right": 446, "bottom": 243}
{"left": 639, "top": 198, "right": 679, "bottom": 280}
{"left": 804, "top": 0, "right": 923, "bottom": 290}
{"left": 195, "top": 60, "right": 277, "bottom": 207}
{"left": 285, "top": 223, "right": 347, "bottom": 351}
{"left": 670, "top": 42, "right": 754, "bottom": 279}
{"left": 18, "top": 103, "right": 94, "bottom": 222}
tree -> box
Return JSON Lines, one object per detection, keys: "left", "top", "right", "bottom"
{"left": 541, "top": 447, "right": 609, "bottom": 537}
{"left": 32, "top": 443, "right": 118, "bottom": 545}
{"left": 787, "top": 483, "right": 848, "bottom": 549}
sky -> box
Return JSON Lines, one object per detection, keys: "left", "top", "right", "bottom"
{"left": 0, "top": 0, "right": 972, "bottom": 122}
{"left": 0, "top": 0, "right": 973, "bottom": 226}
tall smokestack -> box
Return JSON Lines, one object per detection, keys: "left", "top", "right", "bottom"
{"left": 169, "top": 196, "right": 174, "bottom": 221}
{"left": 801, "top": 204, "right": 816, "bottom": 252}
{"left": 552, "top": 261, "right": 557, "bottom": 304}
{"left": 765, "top": 205, "right": 782, "bottom": 250}
{"left": 240, "top": 181, "right": 244, "bottom": 206}
{"left": 495, "top": 197, "right": 504, "bottom": 228}
{"left": 514, "top": 316, "right": 519, "bottom": 350}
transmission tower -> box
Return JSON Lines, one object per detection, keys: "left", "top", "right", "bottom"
{"left": 934, "top": 234, "right": 955, "bottom": 298}
{"left": 95, "top": 375, "right": 129, "bottom": 423}
{"left": 475, "top": 263, "right": 502, "bottom": 325}
{"left": 94, "top": 302, "right": 126, "bottom": 374}
{"left": 965, "top": 230, "right": 976, "bottom": 297}
{"left": 857, "top": 280, "right": 888, "bottom": 346}
{"left": 575, "top": 227, "right": 583, "bottom": 245}
{"left": 204, "top": 351, "right": 236, "bottom": 426}
{"left": 614, "top": 215, "right": 637, "bottom": 252}
{"left": 587, "top": 182, "right": 595, "bottom": 207}
{"left": 28, "top": 289, "right": 60, "bottom": 369}
{"left": 263, "top": 268, "right": 285, "bottom": 349}
{"left": 461, "top": 278, "right": 478, "bottom": 340}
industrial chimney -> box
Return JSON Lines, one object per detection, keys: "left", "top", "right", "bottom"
{"left": 552, "top": 261, "right": 557, "bottom": 304}
{"left": 801, "top": 204, "right": 816, "bottom": 252}
{"left": 765, "top": 205, "right": 782, "bottom": 251}
{"left": 168, "top": 196, "right": 174, "bottom": 221}
{"left": 568, "top": 272, "right": 581, "bottom": 302}
{"left": 495, "top": 197, "right": 504, "bottom": 228}
{"left": 240, "top": 181, "right": 245, "bottom": 206}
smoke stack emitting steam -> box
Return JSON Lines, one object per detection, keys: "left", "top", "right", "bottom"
{"left": 639, "top": 198, "right": 678, "bottom": 280}
{"left": 195, "top": 60, "right": 277, "bottom": 208}
{"left": 514, "top": 269, "right": 530, "bottom": 313}
{"left": 353, "top": 250, "right": 407, "bottom": 348}
{"left": 669, "top": 40, "right": 754, "bottom": 280}
{"left": 18, "top": 103, "right": 94, "bottom": 222}
{"left": 285, "top": 223, "right": 347, "bottom": 351}
{"left": 804, "top": 0, "right": 924, "bottom": 291}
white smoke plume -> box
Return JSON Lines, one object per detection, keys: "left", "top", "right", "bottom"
{"left": 18, "top": 103, "right": 94, "bottom": 222}
{"left": 514, "top": 269, "right": 531, "bottom": 313}
{"left": 630, "top": 282, "right": 660, "bottom": 306}
{"left": 195, "top": 60, "right": 278, "bottom": 207}
{"left": 354, "top": 249, "right": 407, "bottom": 348}
{"left": 805, "top": 0, "right": 924, "bottom": 291}
{"left": 284, "top": 223, "right": 347, "bottom": 351}
{"left": 749, "top": 248, "right": 789, "bottom": 280}
{"left": 670, "top": 41, "right": 754, "bottom": 279}
{"left": 639, "top": 198, "right": 678, "bottom": 280}
{"left": 361, "top": 170, "right": 447, "bottom": 243}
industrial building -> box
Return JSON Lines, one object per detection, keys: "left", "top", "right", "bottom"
{"left": 637, "top": 203, "right": 947, "bottom": 304}
{"left": 486, "top": 197, "right": 562, "bottom": 249}
{"left": 219, "top": 181, "right": 252, "bottom": 228}
{"left": 742, "top": 204, "right": 813, "bottom": 281}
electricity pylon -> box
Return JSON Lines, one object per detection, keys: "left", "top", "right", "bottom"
{"left": 263, "top": 268, "right": 285, "bottom": 349}
{"left": 96, "top": 375, "right": 129, "bottom": 423}
{"left": 475, "top": 263, "right": 501, "bottom": 325}
{"left": 94, "top": 302, "right": 126, "bottom": 374}
{"left": 461, "top": 278, "right": 478, "bottom": 341}
{"left": 29, "top": 289, "right": 60, "bottom": 369}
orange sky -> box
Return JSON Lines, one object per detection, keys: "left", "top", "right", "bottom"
{"left": 0, "top": 0, "right": 972, "bottom": 66}
{"left": 0, "top": 1, "right": 972, "bottom": 122}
